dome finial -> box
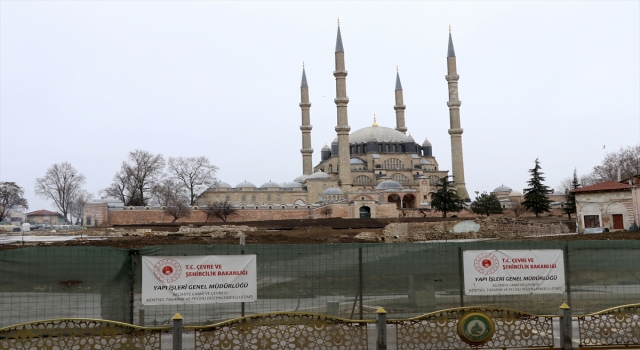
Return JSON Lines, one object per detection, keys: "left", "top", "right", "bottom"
{"left": 372, "top": 114, "right": 378, "bottom": 127}
{"left": 338, "top": 18, "right": 340, "bottom": 26}
{"left": 303, "top": 61, "right": 305, "bottom": 68}
{"left": 396, "top": 65, "right": 398, "bottom": 73}
{"left": 449, "top": 24, "right": 451, "bottom": 33}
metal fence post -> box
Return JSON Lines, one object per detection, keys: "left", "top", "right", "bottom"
{"left": 559, "top": 303, "right": 572, "bottom": 350}
{"left": 376, "top": 307, "right": 387, "bottom": 350}
{"left": 172, "top": 313, "right": 183, "bottom": 350}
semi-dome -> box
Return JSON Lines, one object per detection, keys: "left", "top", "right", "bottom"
{"left": 349, "top": 126, "right": 412, "bottom": 144}
{"left": 260, "top": 181, "right": 281, "bottom": 188}
{"left": 350, "top": 158, "right": 364, "bottom": 164}
{"left": 376, "top": 180, "right": 403, "bottom": 190}
{"left": 323, "top": 187, "right": 344, "bottom": 195}
{"left": 283, "top": 182, "right": 303, "bottom": 188}
{"left": 307, "top": 171, "right": 332, "bottom": 179}
{"left": 493, "top": 185, "right": 512, "bottom": 192}
{"left": 293, "top": 175, "right": 309, "bottom": 183}
{"left": 211, "top": 181, "right": 232, "bottom": 188}
{"left": 235, "top": 181, "right": 256, "bottom": 188}
{"left": 509, "top": 191, "right": 523, "bottom": 197}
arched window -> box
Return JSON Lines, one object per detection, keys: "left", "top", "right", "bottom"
{"left": 251, "top": 195, "right": 256, "bottom": 202}
{"left": 215, "top": 195, "right": 220, "bottom": 202}
{"left": 277, "top": 195, "right": 281, "bottom": 202}
{"left": 225, "top": 195, "right": 230, "bottom": 201}
{"left": 392, "top": 173, "right": 411, "bottom": 185}
{"left": 242, "top": 195, "right": 246, "bottom": 202}
{"left": 353, "top": 175, "right": 373, "bottom": 185}
{"left": 267, "top": 195, "right": 272, "bottom": 201}
{"left": 323, "top": 184, "right": 327, "bottom": 190}
{"left": 86, "top": 216, "right": 92, "bottom": 225}
{"left": 329, "top": 164, "right": 333, "bottom": 173}
{"left": 383, "top": 158, "right": 405, "bottom": 170}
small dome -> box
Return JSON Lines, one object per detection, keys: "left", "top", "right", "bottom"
{"left": 349, "top": 126, "right": 412, "bottom": 144}
{"left": 322, "top": 144, "right": 331, "bottom": 151}
{"left": 493, "top": 185, "right": 512, "bottom": 192}
{"left": 210, "top": 181, "right": 232, "bottom": 188}
{"left": 350, "top": 158, "right": 364, "bottom": 164}
{"left": 283, "top": 182, "right": 303, "bottom": 188}
{"left": 293, "top": 175, "right": 309, "bottom": 183}
{"left": 307, "top": 171, "right": 332, "bottom": 180}
{"left": 419, "top": 159, "right": 431, "bottom": 165}
{"left": 260, "top": 181, "right": 281, "bottom": 188}
{"left": 376, "top": 180, "right": 404, "bottom": 190}
{"left": 422, "top": 138, "right": 432, "bottom": 147}
{"left": 323, "top": 187, "right": 344, "bottom": 195}
{"left": 508, "top": 191, "right": 523, "bottom": 197}
{"left": 235, "top": 181, "right": 256, "bottom": 188}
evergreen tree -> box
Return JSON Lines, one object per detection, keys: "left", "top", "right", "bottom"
{"left": 562, "top": 168, "right": 580, "bottom": 220}
{"left": 470, "top": 192, "right": 504, "bottom": 216}
{"left": 522, "top": 158, "right": 552, "bottom": 218}
{"left": 430, "top": 176, "right": 465, "bottom": 217}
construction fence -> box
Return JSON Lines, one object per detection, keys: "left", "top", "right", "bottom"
{"left": 1, "top": 240, "right": 640, "bottom": 328}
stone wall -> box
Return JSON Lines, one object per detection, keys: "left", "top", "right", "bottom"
{"left": 382, "top": 217, "right": 572, "bottom": 242}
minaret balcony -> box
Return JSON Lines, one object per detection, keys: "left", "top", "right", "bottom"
{"left": 333, "top": 70, "right": 348, "bottom": 77}
{"left": 445, "top": 74, "right": 460, "bottom": 82}
{"left": 335, "top": 126, "right": 351, "bottom": 133}
{"left": 299, "top": 125, "right": 313, "bottom": 131}
{"left": 448, "top": 128, "right": 464, "bottom": 135}
{"left": 393, "top": 104, "right": 406, "bottom": 111}
{"left": 299, "top": 102, "right": 311, "bottom": 108}
{"left": 446, "top": 100, "right": 461, "bottom": 108}
{"left": 300, "top": 148, "right": 314, "bottom": 154}
{"left": 334, "top": 97, "right": 349, "bottom": 105}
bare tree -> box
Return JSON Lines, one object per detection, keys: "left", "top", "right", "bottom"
{"left": 584, "top": 144, "right": 640, "bottom": 184}
{"left": 152, "top": 179, "right": 191, "bottom": 223}
{"left": 109, "top": 150, "right": 165, "bottom": 206}
{"left": 556, "top": 176, "right": 572, "bottom": 193}
{"left": 320, "top": 206, "right": 333, "bottom": 218}
{"left": 0, "top": 182, "right": 29, "bottom": 222}
{"left": 167, "top": 156, "right": 218, "bottom": 205}
{"left": 34, "top": 162, "right": 86, "bottom": 221}
{"left": 101, "top": 166, "right": 138, "bottom": 205}
{"left": 509, "top": 197, "right": 528, "bottom": 217}
{"left": 205, "top": 200, "right": 237, "bottom": 222}
{"left": 69, "top": 189, "right": 93, "bottom": 225}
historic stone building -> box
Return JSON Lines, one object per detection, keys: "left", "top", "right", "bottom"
{"left": 196, "top": 25, "right": 470, "bottom": 218}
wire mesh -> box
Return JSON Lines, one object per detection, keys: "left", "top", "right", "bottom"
{"left": 2, "top": 240, "right": 640, "bottom": 327}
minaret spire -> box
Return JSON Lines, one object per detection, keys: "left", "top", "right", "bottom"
{"left": 333, "top": 24, "right": 351, "bottom": 187}
{"left": 299, "top": 65, "right": 313, "bottom": 175}
{"left": 394, "top": 69, "right": 407, "bottom": 134}
{"left": 445, "top": 29, "right": 469, "bottom": 200}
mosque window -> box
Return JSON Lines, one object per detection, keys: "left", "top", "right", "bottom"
{"left": 354, "top": 175, "right": 373, "bottom": 185}
{"left": 329, "top": 165, "right": 333, "bottom": 173}
{"left": 392, "top": 173, "right": 410, "bottom": 185}
{"left": 323, "top": 184, "right": 327, "bottom": 190}
{"left": 277, "top": 195, "right": 281, "bottom": 202}
{"left": 242, "top": 195, "right": 246, "bottom": 202}
{"left": 363, "top": 145, "right": 368, "bottom": 153}
{"left": 251, "top": 195, "right": 256, "bottom": 202}
{"left": 225, "top": 196, "right": 230, "bottom": 201}
{"left": 267, "top": 195, "right": 272, "bottom": 201}
{"left": 383, "top": 158, "right": 405, "bottom": 170}
{"left": 378, "top": 144, "right": 383, "bottom": 153}
{"left": 86, "top": 216, "right": 91, "bottom": 225}
{"left": 215, "top": 195, "right": 220, "bottom": 202}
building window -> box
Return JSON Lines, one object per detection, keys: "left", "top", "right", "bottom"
{"left": 584, "top": 215, "right": 600, "bottom": 228}
{"left": 392, "top": 173, "right": 410, "bottom": 185}
{"left": 242, "top": 195, "right": 246, "bottom": 202}
{"left": 383, "top": 158, "right": 405, "bottom": 170}
{"left": 225, "top": 196, "right": 230, "bottom": 201}
{"left": 251, "top": 195, "right": 256, "bottom": 202}
{"left": 277, "top": 195, "right": 281, "bottom": 202}
{"left": 267, "top": 195, "right": 272, "bottom": 201}
{"left": 354, "top": 175, "right": 373, "bottom": 185}
{"left": 86, "top": 216, "right": 92, "bottom": 225}
{"left": 423, "top": 195, "right": 427, "bottom": 200}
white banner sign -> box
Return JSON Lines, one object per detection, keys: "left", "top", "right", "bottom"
{"left": 142, "top": 255, "right": 257, "bottom": 305}
{"left": 463, "top": 250, "right": 565, "bottom": 295}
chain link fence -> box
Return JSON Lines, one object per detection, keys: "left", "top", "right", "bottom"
{"left": 2, "top": 240, "right": 639, "bottom": 327}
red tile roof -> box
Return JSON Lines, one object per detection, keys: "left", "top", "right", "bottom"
{"left": 27, "top": 210, "right": 63, "bottom": 216}
{"left": 573, "top": 181, "right": 632, "bottom": 193}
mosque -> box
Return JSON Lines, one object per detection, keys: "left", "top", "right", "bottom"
{"left": 197, "top": 25, "right": 470, "bottom": 219}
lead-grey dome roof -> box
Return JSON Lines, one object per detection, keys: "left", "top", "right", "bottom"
{"left": 211, "top": 181, "right": 232, "bottom": 188}
{"left": 350, "top": 158, "right": 364, "bottom": 164}
{"left": 307, "top": 171, "right": 332, "bottom": 179}
{"left": 323, "top": 187, "right": 344, "bottom": 195}
{"left": 376, "top": 180, "right": 404, "bottom": 190}
{"left": 260, "top": 181, "right": 281, "bottom": 188}
{"left": 283, "top": 182, "right": 303, "bottom": 188}
{"left": 493, "top": 185, "right": 512, "bottom": 192}
{"left": 349, "top": 126, "right": 412, "bottom": 144}
{"left": 235, "top": 181, "right": 256, "bottom": 188}
{"left": 293, "top": 175, "right": 309, "bottom": 183}
{"left": 322, "top": 144, "right": 331, "bottom": 151}
{"left": 422, "top": 138, "right": 432, "bottom": 147}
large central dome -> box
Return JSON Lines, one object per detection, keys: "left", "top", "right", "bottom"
{"left": 337, "top": 125, "right": 412, "bottom": 144}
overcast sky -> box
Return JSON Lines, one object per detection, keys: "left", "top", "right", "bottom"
{"left": 1, "top": 1, "right": 639, "bottom": 213}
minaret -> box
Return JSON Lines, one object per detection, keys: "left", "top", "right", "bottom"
{"left": 334, "top": 23, "right": 351, "bottom": 186}
{"left": 446, "top": 28, "right": 470, "bottom": 200}
{"left": 299, "top": 65, "right": 313, "bottom": 175}
{"left": 394, "top": 68, "right": 407, "bottom": 134}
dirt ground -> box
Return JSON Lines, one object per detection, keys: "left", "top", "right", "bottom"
{"left": 2, "top": 216, "right": 639, "bottom": 251}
